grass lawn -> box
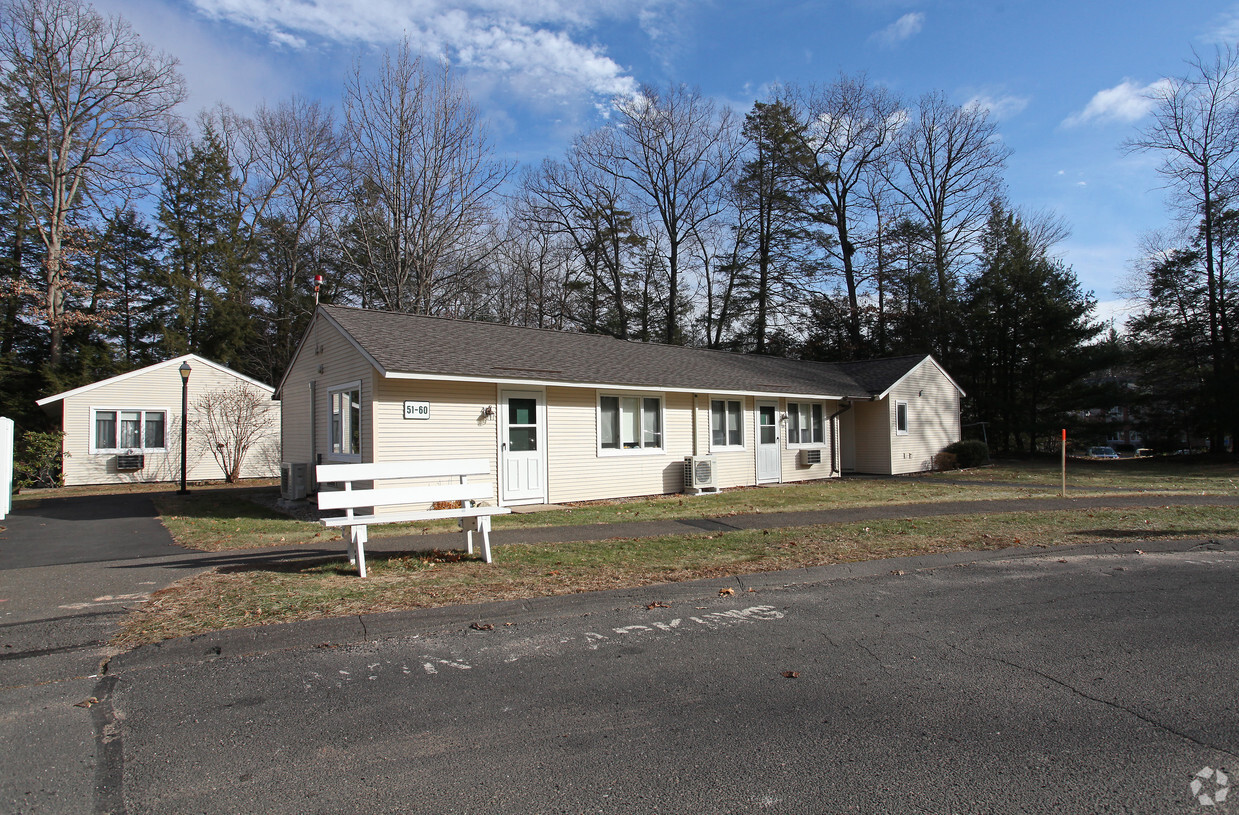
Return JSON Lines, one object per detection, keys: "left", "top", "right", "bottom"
{"left": 145, "top": 456, "right": 1239, "bottom": 552}
{"left": 114, "top": 503, "right": 1239, "bottom": 648}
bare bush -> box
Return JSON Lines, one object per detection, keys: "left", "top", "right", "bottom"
{"left": 191, "top": 385, "right": 277, "bottom": 482}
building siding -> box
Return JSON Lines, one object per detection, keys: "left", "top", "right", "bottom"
{"left": 851, "top": 400, "right": 893, "bottom": 475}
{"left": 282, "top": 315, "right": 379, "bottom": 473}
{"left": 888, "top": 361, "right": 961, "bottom": 474}
{"left": 781, "top": 398, "right": 843, "bottom": 483}
{"left": 545, "top": 387, "right": 692, "bottom": 503}
{"left": 59, "top": 360, "right": 279, "bottom": 486}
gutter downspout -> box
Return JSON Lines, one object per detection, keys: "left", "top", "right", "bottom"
{"left": 827, "top": 401, "right": 853, "bottom": 476}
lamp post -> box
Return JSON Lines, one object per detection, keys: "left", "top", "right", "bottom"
{"left": 178, "top": 360, "right": 192, "bottom": 494}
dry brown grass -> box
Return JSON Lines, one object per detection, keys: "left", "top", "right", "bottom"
{"left": 114, "top": 503, "right": 1239, "bottom": 648}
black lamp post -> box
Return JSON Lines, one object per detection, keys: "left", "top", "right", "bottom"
{"left": 178, "top": 360, "right": 192, "bottom": 494}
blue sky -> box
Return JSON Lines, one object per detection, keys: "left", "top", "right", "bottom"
{"left": 94, "top": 0, "right": 1239, "bottom": 324}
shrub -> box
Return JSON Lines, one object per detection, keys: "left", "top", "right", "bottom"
{"left": 942, "top": 439, "right": 990, "bottom": 469}
{"left": 15, "top": 430, "right": 66, "bottom": 489}
{"left": 933, "top": 451, "right": 959, "bottom": 471}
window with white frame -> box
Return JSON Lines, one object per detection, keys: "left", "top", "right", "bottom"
{"left": 787, "top": 402, "right": 824, "bottom": 445}
{"left": 599, "top": 394, "right": 663, "bottom": 452}
{"left": 330, "top": 383, "right": 362, "bottom": 459}
{"left": 896, "top": 400, "right": 909, "bottom": 435}
{"left": 91, "top": 409, "right": 167, "bottom": 453}
{"left": 710, "top": 399, "right": 744, "bottom": 449}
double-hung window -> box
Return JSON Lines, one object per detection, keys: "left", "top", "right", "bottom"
{"left": 92, "top": 409, "right": 167, "bottom": 452}
{"left": 787, "top": 402, "right": 824, "bottom": 446}
{"left": 710, "top": 399, "right": 744, "bottom": 449}
{"left": 600, "top": 394, "right": 663, "bottom": 452}
{"left": 330, "top": 382, "right": 362, "bottom": 459}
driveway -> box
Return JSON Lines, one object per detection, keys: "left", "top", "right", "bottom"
{"left": 0, "top": 493, "right": 185, "bottom": 570}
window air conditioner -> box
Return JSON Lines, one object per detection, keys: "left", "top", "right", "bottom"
{"left": 683, "top": 455, "right": 719, "bottom": 495}
{"left": 280, "top": 462, "right": 310, "bottom": 500}
{"left": 799, "top": 449, "right": 822, "bottom": 466}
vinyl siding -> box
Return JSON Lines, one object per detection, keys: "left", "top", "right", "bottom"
{"left": 851, "top": 400, "right": 893, "bottom": 475}
{"left": 702, "top": 395, "right": 757, "bottom": 489}
{"left": 281, "top": 315, "right": 379, "bottom": 472}
{"left": 888, "top": 361, "right": 961, "bottom": 474}
{"left": 781, "top": 398, "right": 842, "bottom": 483}
{"left": 546, "top": 387, "right": 694, "bottom": 502}
{"left": 60, "top": 362, "right": 279, "bottom": 486}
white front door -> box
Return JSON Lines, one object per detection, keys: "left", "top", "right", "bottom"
{"left": 756, "top": 401, "right": 781, "bottom": 482}
{"left": 500, "top": 390, "right": 546, "bottom": 504}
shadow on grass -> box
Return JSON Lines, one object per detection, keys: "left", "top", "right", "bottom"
{"left": 1072, "top": 528, "right": 1216, "bottom": 539}
{"left": 209, "top": 548, "right": 488, "bottom": 577}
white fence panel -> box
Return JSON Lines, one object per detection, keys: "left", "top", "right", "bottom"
{"left": 0, "top": 417, "right": 12, "bottom": 521}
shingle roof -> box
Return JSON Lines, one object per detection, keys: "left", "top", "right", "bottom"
{"left": 314, "top": 305, "right": 935, "bottom": 399}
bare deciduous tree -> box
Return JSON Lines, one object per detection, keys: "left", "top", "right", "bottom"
{"left": 340, "top": 41, "right": 510, "bottom": 314}
{"left": 604, "top": 84, "right": 740, "bottom": 343}
{"left": 1127, "top": 46, "right": 1239, "bottom": 448}
{"left": 192, "top": 384, "right": 277, "bottom": 483}
{"left": 0, "top": 0, "right": 184, "bottom": 365}
{"left": 788, "top": 75, "right": 903, "bottom": 351}
{"left": 884, "top": 91, "right": 1010, "bottom": 352}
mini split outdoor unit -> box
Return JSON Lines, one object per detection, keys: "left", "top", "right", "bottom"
{"left": 280, "top": 462, "right": 311, "bottom": 500}
{"left": 683, "top": 455, "right": 719, "bottom": 495}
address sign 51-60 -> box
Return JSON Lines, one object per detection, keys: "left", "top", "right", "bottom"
{"left": 403, "top": 401, "right": 430, "bottom": 420}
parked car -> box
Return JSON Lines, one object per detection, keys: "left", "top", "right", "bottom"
{"left": 1088, "top": 446, "right": 1120, "bottom": 459}
{"left": 1136, "top": 448, "right": 1154, "bottom": 458}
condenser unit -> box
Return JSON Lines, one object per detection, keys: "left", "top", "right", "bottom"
{"left": 683, "top": 455, "right": 719, "bottom": 495}
{"left": 799, "top": 449, "right": 823, "bottom": 466}
{"left": 280, "top": 462, "right": 310, "bottom": 500}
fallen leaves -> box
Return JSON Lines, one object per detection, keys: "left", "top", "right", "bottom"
{"left": 718, "top": 588, "right": 735, "bottom": 596}
{"left": 469, "top": 622, "right": 494, "bottom": 631}
{"left": 782, "top": 671, "right": 799, "bottom": 679}
{"left": 646, "top": 602, "right": 670, "bottom": 610}
{"left": 74, "top": 697, "right": 99, "bottom": 708}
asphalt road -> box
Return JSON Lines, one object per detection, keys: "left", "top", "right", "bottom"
{"left": 100, "top": 544, "right": 1238, "bottom": 814}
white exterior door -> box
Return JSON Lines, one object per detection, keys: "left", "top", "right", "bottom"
{"left": 500, "top": 390, "right": 546, "bottom": 504}
{"left": 756, "top": 401, "right": 780, "bottom": 482}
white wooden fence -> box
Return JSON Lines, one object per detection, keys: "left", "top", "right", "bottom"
{"left": 0, "top": 417, "right": 12, "bottom": 521}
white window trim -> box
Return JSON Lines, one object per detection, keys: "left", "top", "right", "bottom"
{"left": 596, "top": 391, "right": 666, "bottom": 456}
{"left": 896, "top": 400, "right": 910, "bottom": 436}
{"left": 89, "top": 407, "right": 169, "bottom": 455}
{"left": 708, "top": 398, "right": 746, "bottom": 452}
{"left": 328, "top": 380, "right": 363, "bottom": 462}
{"left": 785, "top": 401, "right": 826, "bottom": 449}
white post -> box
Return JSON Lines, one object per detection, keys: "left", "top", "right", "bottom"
{"left": 0, "top": 418, "right": 13, "bottom": 521}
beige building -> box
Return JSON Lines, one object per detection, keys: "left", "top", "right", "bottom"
{"left": 275, "top": 306, "right": 964, "bottom": 506}
{"left": 37, "top": 354, "right": 281, "bottom": 486}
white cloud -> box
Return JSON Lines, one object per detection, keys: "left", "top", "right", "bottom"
{"left": 963, "top": 93, "right": 1029, "bottom": 121}
{"left": 872, "top": 12, "right": 924, "bottom": 47}
{"left": 187, "top": 0, "right": 638, "bottom": 104}
{"left": 1091, "top": 298, "right": 1141, "bottom": 330}
{"left": 1204, "top": 8, "right": 1239, "bottom": 43}
{"left": 1062, "top": 78, "right": 1174, "bottom": 128}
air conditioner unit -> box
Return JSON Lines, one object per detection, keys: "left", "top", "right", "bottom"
{"left": 683, "top": 455, "right": 719, "bottom": 495}
{"left": 280, "top": 462, "right": 310, "bottom": 500}
{"left": 799, "top": 449, "right": 823, "bottom": 466}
